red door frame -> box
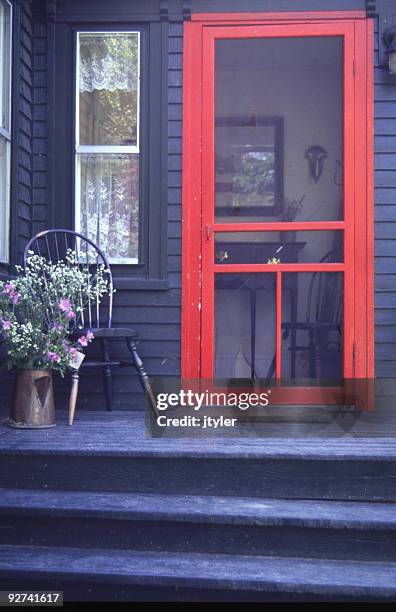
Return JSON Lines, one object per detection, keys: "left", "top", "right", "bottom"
{"left": 182, "top": 11, "right": 374, "bottom": 402}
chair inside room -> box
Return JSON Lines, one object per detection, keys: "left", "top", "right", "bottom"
{"left": 281, "top": 249, "right": 343, "bottom": 382}
{"left": 24, "top": 229, "right": 155, "bottom": 422}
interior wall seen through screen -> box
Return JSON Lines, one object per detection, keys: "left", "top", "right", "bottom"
{"left": 215, "top": 36, "right": 344, "bottom": 276}
{"left": 215, "top": 274, "right": 276, "bottom": 382}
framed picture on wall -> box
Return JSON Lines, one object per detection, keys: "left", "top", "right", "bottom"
{"left": 215, "top": 116, "right": 284, "bottom": 217}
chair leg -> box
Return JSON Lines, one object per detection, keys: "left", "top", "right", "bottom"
{"left": 101, "top": 338, "right": 113, "bottom": 412}
{"left": 127, "top": 338, "right": 157, "bottom": 414}
{"left": 68, "top": 369, "right": 79, "bottom": 426}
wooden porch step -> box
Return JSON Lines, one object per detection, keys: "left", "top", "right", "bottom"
{"left": 0, "top": 545, "right": 395, "bottom": 601}
{"left": 0, "top": 489, "right": 395, "bottom": 561}
{"left": 0, "top": 447, "right": 395, "bottom": 500}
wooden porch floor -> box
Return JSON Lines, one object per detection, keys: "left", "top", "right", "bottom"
{"left": 1, "top": 409, "right": 396, "bottom": 458}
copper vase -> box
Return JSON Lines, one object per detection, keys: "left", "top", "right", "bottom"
{"left": 10, "top": 369, "right": 55, "bottom": 428}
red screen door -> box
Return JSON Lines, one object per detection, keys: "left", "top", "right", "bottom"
{"left": 182, "top": 14, "right": 374, "bottom": 403}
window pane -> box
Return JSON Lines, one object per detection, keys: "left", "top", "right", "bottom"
{"left": 215, "top": 231, "right": 343, "bottom": 264}
{"left": 77, "top": 153, "right": 139, "bottom": 263}
{"left": 0, "top": 0, "right": 11, "bottom": 131}
{"left": 215, "top": 37, "right": 343, "bottom": 222}
{"left": 78, "top": 33, "right": 139, "bottom": 146}
{"left": 0, "top": 136, "right": 10, "bottom": 261}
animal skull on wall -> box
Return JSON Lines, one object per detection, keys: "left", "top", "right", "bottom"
{"left": 305, "top": 145, "right": 328, "bottom": 183}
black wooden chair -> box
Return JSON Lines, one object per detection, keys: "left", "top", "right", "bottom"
{"left": 24, "top": 229, "right": 156, "bottom": 423}
{"left": 279, "top": 250, "right": 343, "bottom": 380}
{"left": 263, "top": 249, "right": 342, "bottom": 383}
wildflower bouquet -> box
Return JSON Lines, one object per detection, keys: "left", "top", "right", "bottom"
{"left": 0, "top": 251, "right": 109, "bottom": 375}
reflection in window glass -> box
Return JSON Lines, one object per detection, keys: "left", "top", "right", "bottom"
{"left": 78, "top": 33, "right": 139, "bottom": 146}
{"left": 76, "top": 32, "right": 140, "bottom": 263}
{"left": 0, "top": 0, "right": 11, "bottom": 263}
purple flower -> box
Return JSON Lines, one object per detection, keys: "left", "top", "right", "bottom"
{"left": 1, "top": 318, "right": 11, "bottom": 331}
{"left": 2, "top": 283, "right": 14, "bottom": 296}
{"left": 51, "top": 322, "right": 64, "bottom": 332}
{"left": 66, "top": 310, "right": 76, "bottom": 320}
{"left": 59, "top": 298, "right": 73, "bottom": 313}
{"left": 78, "top": 336, "right": 88, "bottom": 347}
{"left": 47, "top": 351, "right": 60, "bottom": 363}
{"left": 86, "top": 330, "right": 95, "bottom": 341}
{"left": 69, "top": 347, "right": 78, "bottom": 357}
{"left": 11, "top": 292, "right": 21, "bottom": 305}
{"left": 3, "top": 283, "right": 21, "bottom": 305}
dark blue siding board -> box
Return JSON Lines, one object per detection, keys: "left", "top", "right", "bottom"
{"left": 376, "top": 362, "right": 396, "bottom": 377}
{"left": 375, "top": 206, "right": 396, "bottom": 222}
{"left": 373, "top": 6, "right": 396, "bottom": 373}
{"left": 376, "top": 274, "right": 396, "bottom": 291}
{"left": 168, "top": 222, "right": 182, "bottom": 239}
{"left": 375, "top": 189, "right": 396, "bottom": 205}
{"left": 169, "top": 53, "right": 182, "bottom": 70}
{"left": 375, "top": 258, "right": 396, "bottom": 273}
{"left": 377, "top": 344, "right": 396, "bottom": 360}
{"left": 376, "top": 294, "right": 396, "bottom": 309}
{"left": 375, "top": 85, "right": 396, "bottom": 102}
{"left": 376, "top": 310, "right": 396, "bottom": 325}
{"left": 375, "top": 172, "right": 396, "bottom": 188}
{"left": 168, "top": 154, "right": 182, "bottom": 170}
{"left": 375, "top": 119, "right": 396, "bottom": 135}
{"left": 375, "top": 103, "right": 396, "bottom": 119}
{"left": 32, "top": 188, "right": 45, "bottom": 204}
{"left": 375, "top": 137, "right": 396, "bottom": 153}
{"left": 168, "top": 188, "right": 182, "bottom": 205}
{"left": 168, "top": 255, "right": 182, "bottom": 272}
{"left": 168, "top": 137, "right": 182, "bottom": 154}
{"left": 168, "top": 205, "right": 182, "bottom": 221}
{"left": 32, "top": 206, "right": 46, "bottom": 222}
{"left": 169, "top": 87, "right": 182, "bottom": 103}
{"left": 376, "top": 326, "right": 396, "bottom": 342}
{"left": 375, "top": 155, "right": 396, "bottom": 170}
{"left": 375, "top": 239, "right": 396, "bottom": 256}
{"left": 168, "top": 171, "right": 182, "bottom": 187}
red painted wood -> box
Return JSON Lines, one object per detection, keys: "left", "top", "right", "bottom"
{"left": 212, "top": 264, "right": 345, "bottom": 273}
{"left": 181, "top": 22, "right": 203, "bottom": 380}
{"left": 354, "top": 18, "right": 368, "bottom": 384}
{"left": 366, "top": 18, "right": 375, "bottom": 381}
{"left": 200, "top": 22, "right": 355, "bottom": 42}
{"left": 214, "top": 222, "right": 345, "bottom": 232}
{"left": 191, "top": 12, "right": 367, "bottom": 22}
{"left": 200, "top": 25, "right": 216, "bottom": 379}
{"left": 342, "top": 22, "right": 355, "bottom": 380}
{"left": 182, "top": 14, "right": 374, "bottom": 398}
{"left": 276, "top": 271, "right": 282, "bottom": 380}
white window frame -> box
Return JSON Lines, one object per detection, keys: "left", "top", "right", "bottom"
{"left": 0, "top": 0, "right": 12, "bottom": 264}
{"left": 75, "top": 30, "right": 141, "bottom": 265}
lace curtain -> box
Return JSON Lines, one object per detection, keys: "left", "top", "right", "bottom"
{"left": 79, "top": 34, "right": 138, "bottom": 93}
{"left": 79, "top": 154, "right": 139, "bottom": 262}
